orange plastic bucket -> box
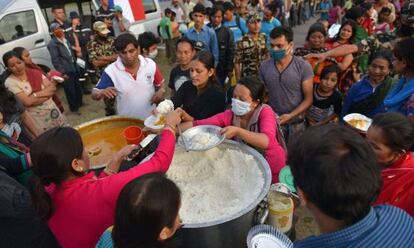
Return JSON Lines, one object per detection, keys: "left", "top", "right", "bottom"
{"left": 122, "top": 126, "right": 143, "bottom": 145}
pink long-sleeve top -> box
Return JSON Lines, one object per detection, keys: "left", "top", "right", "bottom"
{"left": 193, "top": 107, "right": 286, "bottom": 183}
{"left": 45, "top": 130, "right": 175, "bottom": 248}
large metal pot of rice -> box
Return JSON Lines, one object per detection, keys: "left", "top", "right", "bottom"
{"left": 166, "top": 140, "right": 272, "bottom": 248}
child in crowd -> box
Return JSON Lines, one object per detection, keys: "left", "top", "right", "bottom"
{"left": 375, "top": 7, "right": 392, "bottom": 35}
{"left": 0, "top": 106, "right": 21, "bottom": 140}
{"left": 96, "top": 173, "right": 182, "bottom": 248}
{"left": 306, "top": 64, "right": 342, "bottom": 126}
{"left": 319, "top": 0, "right": 331, "bottom": 21}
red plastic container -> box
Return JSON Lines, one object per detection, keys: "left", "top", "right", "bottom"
{"left": 122, "top": 126, "right": 143, "bottom": 145}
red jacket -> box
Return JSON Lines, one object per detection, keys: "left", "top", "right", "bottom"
{"left": 374, "top": 152, "right": 414, "bottom": 217}
{"left": 46, "top": 130, "right": 175, "bottom": 248}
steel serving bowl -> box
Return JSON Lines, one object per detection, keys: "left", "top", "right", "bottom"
{"left": 178, "top": 125, "right": 225, "bottom": 151}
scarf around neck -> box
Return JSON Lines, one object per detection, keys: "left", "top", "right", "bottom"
{"left": 384, "top": 76, "right": 414, "bottom": 112}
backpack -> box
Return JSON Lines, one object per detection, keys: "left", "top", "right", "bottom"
{"left": 235, "top": 14, "right": 245, "bottom": 36}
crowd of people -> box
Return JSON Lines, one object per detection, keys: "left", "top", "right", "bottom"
{"left": 1, "top": 0, "right": 414, "bottom": 247}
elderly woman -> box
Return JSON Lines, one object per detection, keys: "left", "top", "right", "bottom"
{"left": 180, "top": 76, "right": 286, "bottom": 183}
{"left": 341, "top": 50, "right": 397, "bottom": 118}
{"left": 295, "top": 23, "right": 335, "bottom": 84}
{"left": 2, "top": 51, "right": 67, "bottom": 134}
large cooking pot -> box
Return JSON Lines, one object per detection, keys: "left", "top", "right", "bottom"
{"left": 169, "top": 140, "right": 272, "bottom": 248}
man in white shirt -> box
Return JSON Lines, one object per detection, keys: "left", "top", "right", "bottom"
{"left": 171, "top": 0, "right": 185, "bottom": 23}
{"left": 92, "top": 33, "right": 165, "bottom": 119}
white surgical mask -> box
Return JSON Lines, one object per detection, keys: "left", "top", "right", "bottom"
{"left": 231, "top": 98, "right": 251, "bottom": 116}
{"left": 148, "top": 49, "right": 158, "bottom": 59}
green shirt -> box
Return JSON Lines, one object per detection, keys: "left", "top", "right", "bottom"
{"left": 159, "top": 17, "right": 173, "bottom": 40}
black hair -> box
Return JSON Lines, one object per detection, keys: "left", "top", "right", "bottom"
{"left": 164, "top": 8, "right": 172, "bottom": 15}
{"left": 320, "top": 64, "right": 341, "bottom": 80}
{"left": 193, "top": 4, "right": 206, "bottom": 15}
{"left": 175, "top": 37, "right": 195, "bottom": 50}
{"left": 210, "top": 5, "right": 224, "bottom": 17}
{"left": 345, "top": 6, "right": 365, "bottom": 21}
{"left": 192, "top": 50, "right": 219, "bottom": 86}
{"left": 393, "top": 37, "right": 414, "bottom": 72}
{"left": 51, "top": 5, "right": 64, "bottom": 12}
{"left": 12, "top": 46, "right": 25, "bottom": 59}
{"left": 237, "top": 76, "right": 266, "bottom": 103}
{"left": 114, "top": 33, "right": 139, "bottom": 52}
{"left": 368, "top": 49, "right": 393, "bottom": 70}
{"left": 223, "top": 2, "right": 235, "bottom": 12}
{"left": 29, "top": 127, "right": 85, "bottom": 220}
{"left": 2, "top": 50, "right": 19, "bottom": 68}
{"left": 360, "top": 2, "right": 373, "bottom": 12}
{"left": 112, "top": 173, "right": 181, "bottom": 248}
{"left": 332, "top": 0, "right": 340, "bottom": 6}
{"left": 379, "top": 7, "right": 392, "bottom": 15}
{"left": 371, "top": 113, "right": 414, "bottom": 152}
{"left": 138, "top": 32, "right": 160, "bottom": 53}
{"left": 334, "top": 20, "right": 357, "bottom": 44}
{"left": 0, "top": 78, "right": 20, "bottom": 125}
{"left": 288, "top": 124, "right": 382, "bottom": 226}
{"left": 306, "top": 23, "right": 327, "bottom": 41}
{"left": 270, "top": 26, "right": 294, "bottom": 43}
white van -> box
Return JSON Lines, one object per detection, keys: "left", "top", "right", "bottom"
{"left": 0, "top": 0, "right": 162, "bottom": 72}
{"left": 0, "top": 0, "right": 53, "bottom": 72}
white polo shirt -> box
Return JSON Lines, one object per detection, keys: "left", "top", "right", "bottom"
{"left": 95, "top": 55, "right": 158, "bottom": 119}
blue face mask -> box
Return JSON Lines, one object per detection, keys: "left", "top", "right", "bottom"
{"left": 271, "top": 49, "right": 286, "bottom": 61}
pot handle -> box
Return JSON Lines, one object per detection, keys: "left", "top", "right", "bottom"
{"left": 254, "top": 199, "right": 269, "bottom": 225}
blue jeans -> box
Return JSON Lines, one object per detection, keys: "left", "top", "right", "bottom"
{"left": 62, "top": 71, "right": 82, "bottom": 112}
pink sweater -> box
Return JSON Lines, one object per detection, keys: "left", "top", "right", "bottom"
{"left": 46, "top": 130, "right": 175, "bottom": 248}
{"left": 193, "top": 107, "right": 286, "bottom": 183}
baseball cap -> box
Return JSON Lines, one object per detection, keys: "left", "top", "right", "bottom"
{"left": 93, "top": 21, "right": 110, "bottom": 34}
{"left": 246, "top": 13, "right": 261, "bottom": 24}
{"left": 193, "top": 40, "right": 206, "bottom": 51}
{"left": 401, "top": 0, "right": 414, "bottom": 26}
{"left": 111, "top": 5, "right": 123, "bottom": 12}
{"left": 49, "top": 22, "right": 62, "bottom": 32}
{"left": 69, "top": 11, "right": 80, "bottom": 19}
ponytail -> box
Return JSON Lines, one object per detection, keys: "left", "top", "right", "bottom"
{"left": 29, "top": 127, "right": 85, "bottom": 221}
{"left": 29, "top": 177, "right": 53, "bottom": 221}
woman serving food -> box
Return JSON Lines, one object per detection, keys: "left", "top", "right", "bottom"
{"left": 179, "top": 76, "right": 286, "bottom": 183}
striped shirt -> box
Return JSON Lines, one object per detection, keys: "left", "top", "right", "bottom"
{"left": 294, "top": 205, "right": 414, "bottom": 248}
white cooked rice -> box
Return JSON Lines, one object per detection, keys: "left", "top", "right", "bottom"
{"left": 167, "top": 144, "right": 265, "bottom": 224}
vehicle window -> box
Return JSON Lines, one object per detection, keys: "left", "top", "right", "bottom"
{"left": 143, "top": 0, "right": 157, "bottom": 14}
{"left": 0, "top": 10, "right": 38, "bottom": 44}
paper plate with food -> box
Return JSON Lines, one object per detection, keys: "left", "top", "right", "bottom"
{"left": 343, "top": 113, "right": 372, "bottom": 132}
{"left": 144, "top": 99, "right": 174, "bottom": 130}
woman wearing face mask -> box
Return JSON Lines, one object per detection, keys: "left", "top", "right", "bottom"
{"left": 172, "top": 51, "right": 226, "bottom": 120}
{"left": 366, "top": 113, "right": 414, "bottom": 217}
{"left": 179, "top": 76, "right": 286, "bottom": 183}
{"left": 384, "top": 38, "right": 414, "bottom": 122}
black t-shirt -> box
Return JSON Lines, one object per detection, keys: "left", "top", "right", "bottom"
{"left": 171, "top": 81, "right": 226, "bottom": 120}
{"left": 306, "top": 85, "right": 342, "bottom": 122}
{"left": 168, "top": 66, "right": 191, "bottom": 91}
